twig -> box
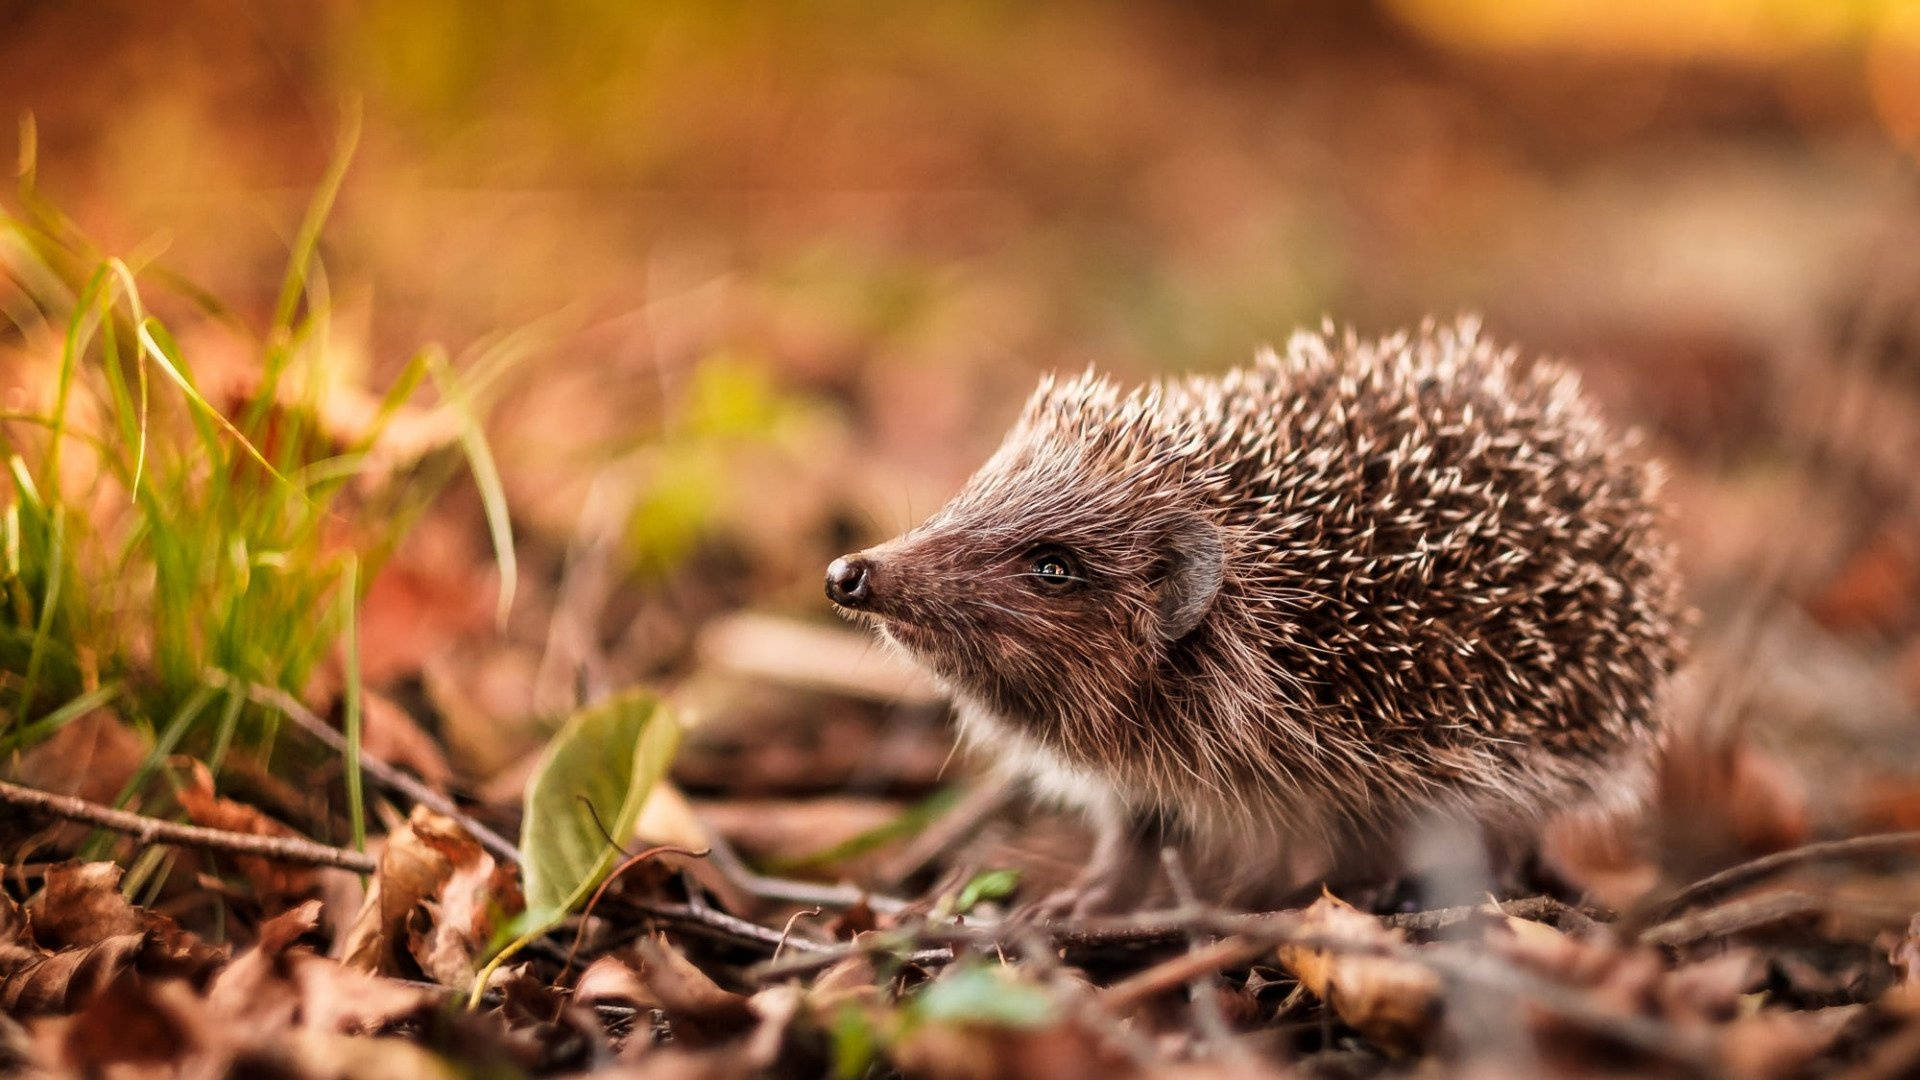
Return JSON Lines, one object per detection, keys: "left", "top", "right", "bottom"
{"left": 238, "top": 680, "right": 523, "bottom": 866}
{"left": 697, "top": 820, "right": 909, "bottom": 916}
{"left": 0, "top": 778, "right": 376, "bottom": 873}
{"left": 1097, "top": 936, "right": 1270, "bottom": 1012}
{"left": 1639, "top": 890, "right": 1828, "bottom": 948}
{"left": 1160, "top": 848, "right": 1239, "bottom": 1053}
{"left": 563, "top": 844, "right": 710, "bottom": 979}
{"left": 1387, "top": 895, "right": 1604, "bottom": 936}
{"left": 623, "top": 899, "right": 837, "bottom": 956}
{"left": 1012, "top": 929, "right": 1160, "bottom": 1069}
{"left": 1646, "top": 830, "right": 1920, "bottom": 922}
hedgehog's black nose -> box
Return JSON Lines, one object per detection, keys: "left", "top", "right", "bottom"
{"left": 826, "top": 555, "right": 872, "bottom": 608}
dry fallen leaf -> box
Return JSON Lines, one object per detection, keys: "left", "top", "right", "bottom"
{"left": 11, "top": 862, "right": 224, "bottom": 1006}
{"left": 626, "top": 934, "right": 757, "bottom": 1046}
{"left": 174, "top": 760, "right": 321, "bottom": 909}
{"left": 203, "top": 900, "right": 324, "bottom": 1032}
{"left": 1274, "top": 891, "right": 1440, "bottom": 1053}
{"left": 53, "top": 970, "right": 211, "bottom": 1074}
{"left": 337, "top": 807, "right": 520, "bottom": 984}
{"left": 0, "top": 931, "right": 147, "bottom": 1015}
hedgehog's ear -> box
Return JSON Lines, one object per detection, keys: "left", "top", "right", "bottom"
{"left": 1156, "top": 515, "right": 1223, "bottom": 642}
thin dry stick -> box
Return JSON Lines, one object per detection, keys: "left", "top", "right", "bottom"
{"left": 1160, "top": 848, "right": 1240, "bottom": 1054}
{"left": 239, "top": 681, "right": 522, "bottom": 866}
{"left": 1639, "top": 890, "right": 1827, "bottom": 948}
{"left": 562, "top": 843, "right": 712, "bottom": 979}
{"left": 1386, "top": 895, "right": 1603, "bottom": 936}
{"left": 0, "top": 778, "right": 376, "bottom": 873}
{"left": 1098, "top": 936, "right": 1269, "bottom": 1012}
{"left": 697, "top": 819, "right": 909, "bottom": 916}
{"left": 624, "top": 899, "right": 838, "bottom": 956}
{"left": 1648, "top": 830, "right": 1920, "bottom": 921}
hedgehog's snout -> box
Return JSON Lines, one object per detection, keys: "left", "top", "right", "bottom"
{"left": 825, "top": 554, "right": 874, "bottom": 609}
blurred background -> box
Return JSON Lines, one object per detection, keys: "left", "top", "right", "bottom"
{"left": 6, "top": 0, "right": 1920, "bottom": 898}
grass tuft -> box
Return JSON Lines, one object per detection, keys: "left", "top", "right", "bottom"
{"left": 0, "top": 116, "right": 517, "bottom": 847}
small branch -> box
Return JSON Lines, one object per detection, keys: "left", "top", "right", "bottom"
{"left": 696, "top": 820, "right": 908, "bottom": 916}
{"left": 1647, "top": 830, "right": 1920, "bottom": 922}
{"left": 623, "top": 899, "right": 837, "bottom": 956}
{"left": 1386, "top": 895, "right": 1604, "bottom": 936}
{"left": 1160, "top": 848, "right": 1238, "bottom": 1053}
{"left": 1097, "top": 936, "right": 1269, "bottom": 1012}
{"left": 238, "top": 680, "right": 523, "bottom": 866}
{"left": 0, "top": 778, "right": 376, "bottom": 873}
{"left": 1012, "top": 929, "right": 1161, "bottom": 1069}
{"left": 1639, "top": 890, "right": 1826, "bottom": 948}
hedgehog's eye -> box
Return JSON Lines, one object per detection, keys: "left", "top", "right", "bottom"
{"left": 1024, "top": 546, "right": 1081, "bottom": 591}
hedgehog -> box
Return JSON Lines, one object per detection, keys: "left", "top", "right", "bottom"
{"left": 825, "top": 319, "right": 1684, "bottom": 913}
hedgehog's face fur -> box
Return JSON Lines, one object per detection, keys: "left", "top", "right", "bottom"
{"left": 826, "top": 372, "right": 1226, "bottom": 746}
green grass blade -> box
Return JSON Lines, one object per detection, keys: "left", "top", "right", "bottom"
{"left": 271, "top": 105, "right": 360, "bottom": 335}
{"left": 0, "top": 680, "right": 118, "bottom": 754}
{"left": 45, "top": 265, "right": 110, "bottom": 497}
{"left": 426, "top": 350, "right": 516, "bottom": 626}
{"left": 132, "top": 309, "right": 293, "bottom": 487}
{"left": 339, "top": 555, "right": 365, "bottom": 854}
{"left": 15, "top": 503, "right": 64, "bottom": 720}
{"left": 204, "top": 676, "right": 246, "bottom": 778}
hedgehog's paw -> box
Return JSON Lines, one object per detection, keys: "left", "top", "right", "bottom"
{"left": 1016, "top": 851, "right": 1155, "bottom": 921}
{"left": 1019, "top": 879, "right": 1125, "bottom": 922}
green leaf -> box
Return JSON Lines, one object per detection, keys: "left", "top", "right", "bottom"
{"left": 830, "top": 1004, "right": 882, "bottom": 1080}
{"left": 954, "top": 867, "right": 1021, "bottom": 913}
{"left": 469, "top": 691, "right": 681, "bottom": 1003}
{"left": 913, "top": 965, "right": 1057, "bottom": 1029}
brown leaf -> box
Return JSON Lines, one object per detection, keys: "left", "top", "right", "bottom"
{"left": 1274, "top": 892, "right": 1439, "bottom": 1053}
{"left": 410, "top": 820, "right": 523, "bottom": 986}
{"left": 173, "top": 760, "right": 320, "bottom": 907}
{"left": 23, "top": 862, "right": 223, "bottom": 986}
{"left": 574, "top": 954, "right": 650, "bottom": 1010}
{"left": 7, "top": 709, "right": 145, "bottom": 817}
{"left": 807, "top": 954, "right": 880, "bottom": 1013}
{"left": 56, "top": 970, "right": 209, "bottom": 1072}
{"left": 291, "top": 952, "right": 436, "bottom": 1035}
{"left": 338, "top": 806, "right": 517, "bottom": 984}
{"left": 27, "top": 862, "right": 144, "bottom": 946}
{"left": 0, "top": 932, "right": 145, "bottom": 1015}
{"left": 204, "top": 900, "right": 324, "bottom": 1031}
{"left": 627, "top": 934, "right": 757, "bottom": 1046}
